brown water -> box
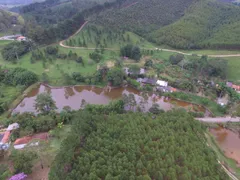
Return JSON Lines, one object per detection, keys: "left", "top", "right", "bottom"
{"left": 210, "top": 127, "right": 240, "bottom": 165}
{"left": 13, "top": 84, "right": 206, "bottom": 114}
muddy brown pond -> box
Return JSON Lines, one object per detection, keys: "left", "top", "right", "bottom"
{"left": 210, "top": 127, "right": 240, "bottom": 166}
{"left": 14, "top": 84, "right": 206, "bottom": 114}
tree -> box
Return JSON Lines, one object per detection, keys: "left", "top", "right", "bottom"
{"left": 35, "top": 92, "right": 57, "bottom": 114}
{"left": 129, "top": 65, "right": 140, "bottom": 78}
{"left": 131, "top": 46, "right": 141, "bottom": 61}
{"left": 144, "top": 59, "right": 153, "bottom": 68}
{"left": 10, "top": 150, "right": 37, "bottom": 174}
{"left": 0, "top": 164, "right": 11, "bottom": 180}
{"left": 107, "top": 68, "right": 124, "bottom": 86}
{"left": 149, "top": 103, "right": 164, "bottom": 114}
{"left": 120, "top": 44, "right": 141, "bottom": 61}
{"left": 169, "top": 54, "right": 184, "bottom": 65}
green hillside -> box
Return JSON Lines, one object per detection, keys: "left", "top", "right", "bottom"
{"left": 0, "top": 9, "right": 23, "bottom": 35}
{"left": 151, "top": 0, "right": 240, "bottom": 49}
{"left": 93, "top": 0, "right": 195, "bottom": 35}
{"left": 65, "top": 24, "right": 155, "bottom": 49}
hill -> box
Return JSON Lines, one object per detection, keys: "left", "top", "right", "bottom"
{"left": 0, "top": 9, "right": 23, "bottom": 34}
{"left": 49, "top": 109, "right": 229, "bottom": 180}
{"left": 151, "top": 0, "right": 240, "bottom": 49}
{"left": 92, "top": 0, "right": 240, "bottom": 49}
{"left": 93, "top": 0, "right": 196, "bottom": 35}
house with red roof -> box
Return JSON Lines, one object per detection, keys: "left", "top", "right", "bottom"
{"left": 14, "top": 132, "right": 48, "bottom": 149}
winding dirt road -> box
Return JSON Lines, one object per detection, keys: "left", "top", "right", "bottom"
{"left": 59, "top": 21, "right": 240, "bottom": 58}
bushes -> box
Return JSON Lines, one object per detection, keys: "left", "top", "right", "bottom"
{"left": 72, "top": 72, "right": 85, "bottom": 82}
{"left": 120, "top": 44, "right": 141, "bottom": 61}
{"left": 3, "top": 68, "right": 38, "bottom": 86}
{"left": 1, "top": 41, "right": 32, "bottom": 62}
{"left": 127, "top": 78, "right": 140, "bottom": 89}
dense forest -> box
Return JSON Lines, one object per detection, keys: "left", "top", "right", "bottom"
{"left": 93, "top": 0, "right": 195, "bottom": 35}
{"left": 0, "top": 10, "right": 18, "bottom": 32}
{"left": 152, "top": 0, "right": 240, "bottom": 49}
{"left": 49, "top": 108, "right": 229, "bottom": 180}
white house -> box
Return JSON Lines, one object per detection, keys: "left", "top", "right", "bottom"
{"left": 156, "top": 80, "right": 168, "bottom": 87}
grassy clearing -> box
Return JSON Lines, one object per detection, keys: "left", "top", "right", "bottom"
{"left": 205, "top": 132, "right": 240, "bottom": 179}
{"left": 0, "top": 45, "right": 119, "bottom": 85}
{"left": 224, "top": 57, "right": 240, "bottom": 83}
{"left": 65, "top": 23, "right": 155, "bottom": 49}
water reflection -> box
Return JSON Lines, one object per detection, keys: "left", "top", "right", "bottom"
{"left": 14, "top": 84, "right": 207, "bottom": 115}
{"left": 210, "top": 127, "right": 240, "bottom": 165}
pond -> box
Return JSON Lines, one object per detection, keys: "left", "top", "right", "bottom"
{"left": 210, "top": 127, "right": 240, "bottom": 166}
{"left": 13, "top": 84, "right": 207, "bottom": 114}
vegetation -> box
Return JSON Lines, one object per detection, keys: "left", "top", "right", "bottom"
{"left": 65, "top": 24, "right": 154, "bottom": 49}
{"left": 94, "top": 0, "right": 195, "bottom": 36}
{"left": 120, "top": 44, "right": 141, "bottom": 61}
{"left": 152, "top": 0, "right": 240, "bottom": 49}
{"left": 35, "top": 93, "right": 57, "bottom": 114}
{"left": 107, "top": 68, "right": 124, "bottom": 86}
{"left": 10, "top": 150, "right": 37, "bottom": 174}
{"left": 49, "top": 109, "right": 229, "bottom": 179}
{"left": 166, "top": 92, "right": 226, "bottom": 116}
{"left": 1, "top": 41, "right": 32, "bottom": 62}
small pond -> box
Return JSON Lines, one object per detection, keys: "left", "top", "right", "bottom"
{"left": 210, "top": 127, "right": 240, "bottom": 166}
{"left": 13, "top": 84, "right": 206, "bottom": 114}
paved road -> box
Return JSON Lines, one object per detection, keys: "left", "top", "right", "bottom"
{"left": 59, "top": 21, "right": 240, "bottom": 58}
{"left": 196, "top": 116, "right": 240, "bottom": 123}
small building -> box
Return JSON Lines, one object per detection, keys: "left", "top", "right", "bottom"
{"left": 156, "top": 80, "right": 168, "bottom": 87}
{"left": 140, "top": 68, "right": 145, "bottom": 75}
{"left": 1, "top": 131, "right": 11, "bottom": 144}
{"left": 7, "top": 123, "right": 19, "bottom": 131}
{"left": 14, "top": 132, "right": 48, "bottom": 149}
{"left": 232, "top": 84, "right": 240, "bottom": 91}
{"left": 142, "top": 78, "right": 157, "bottom": 86}
{"left": 17, "top": 36, "right": 27, "bottom": 41}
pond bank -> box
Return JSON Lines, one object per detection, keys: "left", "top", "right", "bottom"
{"left": 13, "top": 84, "right": 208, "bottom": 115}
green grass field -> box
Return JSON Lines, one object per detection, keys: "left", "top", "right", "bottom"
{"left": 225, "top": 57, "right": 240, "bottom": 82}
{"left": 0, "top": 44, "right": 119, "bottom": 85}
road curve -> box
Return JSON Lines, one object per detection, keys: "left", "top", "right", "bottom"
{"left": 196, "top": 116, "right": 240, "bottom": 123}
{"left": 59, "top": 21, "right": 240, "bottom": 58}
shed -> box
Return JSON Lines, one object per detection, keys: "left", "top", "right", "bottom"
{"left": 7, "top": 123, "right": 19, "bottom": 131}
{"left": 156, "top": 80, "right": 168, "bottom": 87}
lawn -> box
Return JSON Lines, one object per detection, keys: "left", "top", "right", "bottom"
{"left": 0, "top": 45, "right": 119, "bottom": 85}
{"left": 225, "top": 57, "right": 240, "bottom": 83}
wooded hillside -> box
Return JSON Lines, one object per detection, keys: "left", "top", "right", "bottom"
{"left": 49, "top": 108, "right": 229, "bottom": 180}
{"left": 93, "top": 0, "right": 195, "bottom": 35}
{"left": 152, "top": 0, "right": 240, "bottom": 49}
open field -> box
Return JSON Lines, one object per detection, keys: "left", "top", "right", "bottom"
{"left": 225, "top": 57, "right": 240, "bottom": 82}
{"left": 0, "top": 45, "right": 118, "bottom": 85}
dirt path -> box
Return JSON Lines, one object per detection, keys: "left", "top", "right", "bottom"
{"left": 59, "top": 21, "right": 240, "bottom": 58}
{"left": 196, "top": 116, "right": 240, "bottom": 123}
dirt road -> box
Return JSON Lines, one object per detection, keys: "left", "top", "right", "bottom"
{"left": 196, "top": 116, "right": 240, "bottom": 123}
{"left": 59, "top": 21, "right": 240, "bottom": 58}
